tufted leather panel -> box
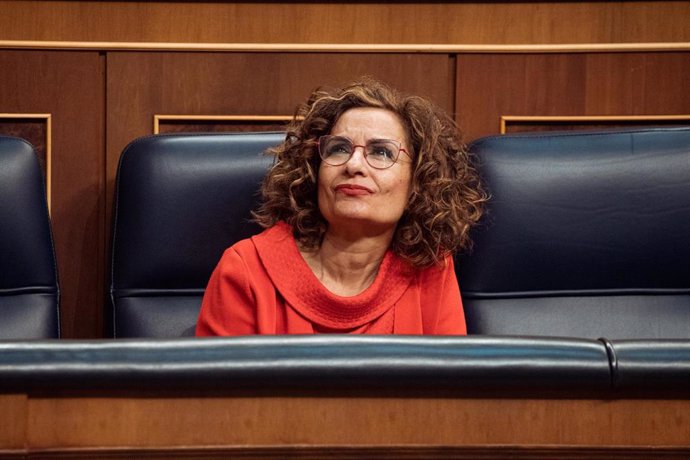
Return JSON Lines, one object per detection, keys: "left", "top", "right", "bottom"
{"left": 110, "top": 132, "right": 284, "bottom": 337}
{"left": 0, "top": 136, "right": 59, "bottom": 338}
{"left": 459, "top": 128, "right": 690, "bottom": 339}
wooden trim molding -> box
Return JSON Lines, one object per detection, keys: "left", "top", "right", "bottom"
{"left": 153, "top": 115, "right": 294, "bottom": 134}
{"left": 0, "top": 113, "right": 52, "bottom": 212}
{"left": 5, "top": 445, "right": 690, "bottom": 459}
{"left": 2, "top": 40, "right": 690, "bottom": 54}
{"left": 500, "top": 115, "right": 690, "bottom": 134}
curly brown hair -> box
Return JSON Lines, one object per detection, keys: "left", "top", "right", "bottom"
{"left": 253, "top": 77, "right": 487, "bottom": 268}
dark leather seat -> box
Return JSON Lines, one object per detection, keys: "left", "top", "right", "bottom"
{"left": 110, "top": 132, "right": 283, "bottom": 337}
{"left": 600, "top": 338, "right": 690, "bottom": 389}
{"left": 0, "top": 335, "right": 611, "bottom": 391}
{"left": 459, "top": 127, "right": 690, "bottom": 339}
{"left": 0, "top": 136, "right": 60, "bottom": 338}
{"left": 9, "top": 127, "right": 684, "bottom": 390}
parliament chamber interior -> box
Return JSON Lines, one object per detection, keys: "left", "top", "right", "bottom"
{"left": 1, "top": 1, "right": 690, "bottom": 458}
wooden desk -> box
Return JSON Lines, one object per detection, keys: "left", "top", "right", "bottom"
{"left": 3, "top": 390, "right": 690, "bottom": 459}
{"left": 2, "top": 336, "right": 688, "bottom": 457}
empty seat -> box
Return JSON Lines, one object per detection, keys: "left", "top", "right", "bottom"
{"left": 0, "top": 136, "right": 60, "bottom": 339}
{"left": 458, "top": 127, "right": 690, "bottom": 339}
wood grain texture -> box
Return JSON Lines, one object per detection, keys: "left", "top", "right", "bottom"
{"left": 0, "top": 50, "right": 105, "bottom": 338}
{"left": 0, "top": 395, "right": 26, "bottom": 450}
{"left": 5, "top": 445, "right": 690, "bottom": 459}
{"left": 3, "top": 41, "right": 690, "bottom": 53}
{"left": 0, "top": 116, "right": 49, "bottom": 182}
{"left": 502, "top": 115, "right": 690, "bottom": 134}
{"left": 455, "top": 52, "right": 690, "bottom": 141}
{"left": 154, "top": 115, "right": 295, "bottom": 134}
{"left": 105, "top": 51, "right": 453, "bottom": 235}
{"left": 22, "top": 395, "right": 690, "bottom": 449}
{"left": 157, "top": 119, "right": 291, "bottom": 134}
{"left": 1, "top": 1, "right": 690, "bottom": 45}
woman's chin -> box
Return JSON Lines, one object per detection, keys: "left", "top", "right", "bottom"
{"left": 330, "top": 206, "right": 374, "bottom": 222}
{"left": 322, "top": 203, "right": 401, "bottom": 233}
{"left": 327, "top": 213, "right": 396, "bottom": 234}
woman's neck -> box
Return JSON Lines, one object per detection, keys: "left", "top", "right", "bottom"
{"left": 301, "top": 228, "right": 394, "bottom": 297}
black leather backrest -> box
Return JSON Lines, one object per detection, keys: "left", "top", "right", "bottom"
{"left": 0, "top": 136, "right": 59, "bottom": 338}
{"left": 458, "top": 127, "right": 690, "bottom": 339}
{"left": 110, "top": 132, "right": 284, "bottom": 337}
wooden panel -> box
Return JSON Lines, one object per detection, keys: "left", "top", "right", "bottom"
{"left": 501, "top": 115, "right": 690, "bottom": 134}
{"left": 22, "top": 395, "right": 690, "bottom": 449}
{"left": 0, "top": 50, "right": 105, "bottom": 338}
{"left": 0, "top": 395, "right": 26, "bottom": 450}
{"left": 5, "top": 446, "right": 690, "bottom": 460}
{"left": 1, "top": 1, "right": 690, "bottom": 45}
{"left": 2, "top": 390, "right": 690, "bottom": 457}
{"left": 583, "top": 53, "right": 690, "bottom": 114}
{"left": 0, "top": 114, "right": 51, "bottom": 207}
{"left": 455, "top": 52, "right": 690, "bottom": 141}
{"left": 106, "top": 50, "right": 453, "bottom": 210}
{"left": 155, "top": 115, "right": 294, "bottom": 134}
{"left": 0, "top": 115, "right": 49, "bottom": 176}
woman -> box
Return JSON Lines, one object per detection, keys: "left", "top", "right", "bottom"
{"left": 196, "top": 78, "right": 487, "bottom": 336}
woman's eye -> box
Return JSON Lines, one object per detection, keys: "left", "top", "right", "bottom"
{"left": 369, "top": 144, "right": 394, "bottom": 159}
{"left": 329, "top": 143, "right": 351, "bottom": 155}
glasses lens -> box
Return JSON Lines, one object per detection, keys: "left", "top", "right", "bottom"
{"left": 318, "top": 136, "right": 401, "bottom": 169}
{"left": 320, "top": 136, "right": 353, "bottom": 165}
{"left": 365, "top": 140, "right": 400, "bottom": 169}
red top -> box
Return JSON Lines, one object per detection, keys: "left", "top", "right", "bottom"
{"left": 195, "top": 222, "right": 466, "bottom": 335}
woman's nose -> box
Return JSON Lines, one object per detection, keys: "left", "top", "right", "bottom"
{"left": 345, "top": 146, "right": 367, "bottom": 173}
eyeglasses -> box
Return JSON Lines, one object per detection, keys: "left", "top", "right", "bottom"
{"left": 318, "top": 135, "right": 408, "bottom": 170}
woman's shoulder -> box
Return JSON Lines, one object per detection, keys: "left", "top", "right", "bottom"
{"left": 414, "top": 254, "right": 456, "bottom": 282}
{"left": 251, "top": 221, "right": 293, "bottom": 245}
{"left": 214, "top": 224, "right": 296, "bottom": 281}
{"left": 222, "top": 222, "right": 292, "bottom": 255}
{"left": 217, "top": 222, "right": 297, "bottom": 268}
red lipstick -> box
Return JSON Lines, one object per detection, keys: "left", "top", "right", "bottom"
{"left": 335, "top": 184, "right": 373, "bottom": 196}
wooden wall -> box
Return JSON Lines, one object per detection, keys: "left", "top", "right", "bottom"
{"left": 2, "top": 1, "right": 690, "bottom": 44}
{"left": 1, "top": 1, "right": 689, "bottom": 338}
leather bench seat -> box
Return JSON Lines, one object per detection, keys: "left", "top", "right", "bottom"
{"left": 607, "top": 339, "right": 690, "bottom": 389}
{"left": 0, "top": 336, "right": 612, "bottom": 391}
{"left": 459, "top": 127, "right": 690, "bottom": 340}
{"left": 0, "top": 136, "right": 59, "bottom": 339}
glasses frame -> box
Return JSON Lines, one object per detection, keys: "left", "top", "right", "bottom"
{"left": 317, "top": 135, "right": 408, "bottom": 170}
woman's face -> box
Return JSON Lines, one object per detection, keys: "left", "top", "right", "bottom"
{"left": 317, "top": 107, "right": 413, "bottom": 236}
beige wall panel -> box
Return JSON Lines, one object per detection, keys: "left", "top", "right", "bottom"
{"left": 1, "top": 1, "right": 690, "bottom": 45}
{"left": 0, "top": 50, "right": 105, "bottom": 338}
{"left": 455, "top": 52, "right": 690, "bottom": 141}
